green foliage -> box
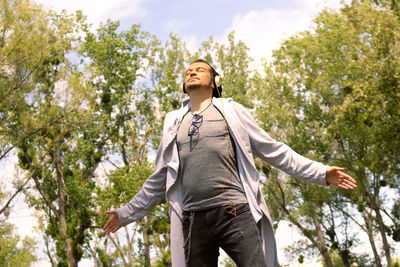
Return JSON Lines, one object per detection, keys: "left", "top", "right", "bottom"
{"left": 192, "top": 32, "right": 254, "bottom": 107}
{"left": 2, "top": 0, "right": 399, "bottom": 266}
{"left": 214, "top": 32, "right": 254, "bottom": 107}
{"left": 0, "top": 219, "right": 36, "bottom": 267}
{"left": 255, "top": 0, "right": 400, "bottom": 265}
{"left": 321, "top": 250, "right": 372, "bottom": 267}
{"left": 95, "top": 163, "right": 171, "bottom": 266}
{"left": 220, "top": 255, "right": 236, "bottom": 267}
{"left": 96, "top": 164, "right": 153, "bottom": 218}
{"left": 390, "top": 258, "right": 400, "bottom": 267}
{"left": 1, "top": 1, "right": 154, "bottom": 265}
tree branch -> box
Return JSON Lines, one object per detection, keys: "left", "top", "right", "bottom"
{"left": 22, "top": 147, "right": 59, "bottom": 217}
{"left": 0, "top": 146, "right": 14, "bottom": 161}
{"left": 0, "top": 171, "right": 33, "bottom": 215}
{"left": 108, "top": 233, "right": 129, "bottom": 267}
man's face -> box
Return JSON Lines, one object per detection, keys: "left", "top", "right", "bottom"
{"left": 184, "top": 62, "right": 214, "bottom": 93}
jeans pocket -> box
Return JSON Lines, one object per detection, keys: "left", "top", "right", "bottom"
{"left": 234, "top": 206, "right": 262, "bottom": 243}
{"left": 182, "top": 212, "right": 195, "bottom": 263}
{"left": 234, "top": 203, "right": 250, "bottom": 216}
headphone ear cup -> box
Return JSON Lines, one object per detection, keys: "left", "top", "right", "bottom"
{"left": 214, "top": 75, "right": 221, "bottom": 88}
{"left": 182, "top": 82, "right": 187, "bottom": 94}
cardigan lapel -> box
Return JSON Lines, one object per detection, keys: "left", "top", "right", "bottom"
{"left": 162, "top": 99, "right": 190, "bottom": 178}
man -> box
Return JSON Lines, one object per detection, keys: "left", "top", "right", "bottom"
{"left": 103, "top": 59, "right": 357, "bottom": 267}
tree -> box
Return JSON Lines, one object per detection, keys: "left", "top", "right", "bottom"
{"left": 87, "top": 28, "right": 189, "bottom": 267}
{"left": 0, "top": 187, "right": 36, "bottom": 267}
{"left": 95, "top": 165, "right": 170, "bottom": 267}
{"left": 1, "top": 1, "right": 156, "bottom": 265}
{"left": 0, "top": 0, "right": 88, "bottom": 265}
{"left": 0, "top": 218, "right": 37, "bottom": 267}
{"left": 254, "top": 0, "right": 400, "bottom": 265}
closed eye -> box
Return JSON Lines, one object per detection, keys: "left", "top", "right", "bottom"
{"left": 185, "top": 67, "right": 207, "bottom": 77}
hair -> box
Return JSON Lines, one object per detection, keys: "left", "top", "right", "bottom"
{"left": 186, "top": 59, "right": 222, "bottom": 98}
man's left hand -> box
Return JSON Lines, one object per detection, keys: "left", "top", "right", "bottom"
{"left": 326, "top": 166, "right": 357, "bottom": 189}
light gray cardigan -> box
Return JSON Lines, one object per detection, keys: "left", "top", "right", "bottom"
{"left": 117, "top": 98, "right": 328, "bottom": 267}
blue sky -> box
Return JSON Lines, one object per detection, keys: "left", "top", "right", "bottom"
{"left": 125, "top": 0, "right": 308, "bottom": 40}
{"left": 37, "top": 0, "right": 346, "bottom": 66}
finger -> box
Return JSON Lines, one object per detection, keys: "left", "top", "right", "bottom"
{"left": 105, "top": 225, "right": 116, "bottom": 234}
{"left": 106, "top": 224, "right": 121, "bottom": 234}
{"left": 338, "top": 184, "right": 348, "bottom": 190}
{"left": 339, "top": 182, "right": 353, "bottom": 190}
{"left": 339, "top": 179, "right": 356, "bottom": 190}
{"left": 103, "top": 226, "right": 111, "bottom": 234}
{"left": 103, "top": 220, "right": 111, "bottom": 231}
{"left": 104, "top": 222, "right": 119, "bottom": 234}
{"left": 111, "top": 225, "right": 122, "bottom": 233}
{"left": 103, "top": 217, "right": 116, "bottom": 232}
{"left": 103, "top": 222, "right": 113, "bottom": 234}
{"left": 340, "top": 173, "right": 357, "bottom": 188}
{"left": 332, "top": 166, "right": 346, "bottom": 172}
{"left": 345, "top": 175, "right": 357, "bottom": 184}
{"left": 346, "top": 180, "right": 357, "bottom": 189}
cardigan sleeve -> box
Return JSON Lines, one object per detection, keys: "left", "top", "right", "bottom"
{"left": 232, "top": 101, "right": 328, "bottom": 186}
{"left": 115, "top": 111, "right": 176, "bottom": 226}
{"left": 116, "top": 138, "right": 168, "bottom": 225}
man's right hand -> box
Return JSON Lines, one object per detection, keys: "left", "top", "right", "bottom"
{"left": 103, "top": 209, "right": 122, "bottom": 234}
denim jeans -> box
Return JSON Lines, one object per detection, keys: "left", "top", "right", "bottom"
{"left": 182, "top": 203, "right": 266, "bottom": 267}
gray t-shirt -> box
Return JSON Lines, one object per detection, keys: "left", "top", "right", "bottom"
{"left": 176, "top": 103, "right": 247, "bottom": 211}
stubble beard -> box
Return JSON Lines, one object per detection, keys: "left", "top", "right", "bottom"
{"left": 186, "top": 79, "right": 213, "bottom": 92}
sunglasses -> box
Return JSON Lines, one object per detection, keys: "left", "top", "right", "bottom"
{"left": 188, "top": 114, "right": 203, "bottom": 136}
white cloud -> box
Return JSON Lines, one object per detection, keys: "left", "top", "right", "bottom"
{"left": 36, "top": 0, "right": 147, "bottom": 26}
{"left": 181, "top": 34, "right": 200, "bottom": 54}
{"left": 294, "top": 0, "right": 345, "bottom": 10}
{"left": 164, "top": 19, "right": 189, "bottom": 33}
{"left": 221, "top": 0, "right": 349, "bottom": 71}
{"left": 225, "top": 8, "right": 313, "bottom": 64}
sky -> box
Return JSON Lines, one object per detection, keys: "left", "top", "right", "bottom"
{"left": 4, "top": 0, "right": 386, "bottom": 266}
{"left": 36, "top": 0, "right": 345, "bottom": 65}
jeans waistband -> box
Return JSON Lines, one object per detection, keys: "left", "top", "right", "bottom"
{"left": 182, "top": 202, "right": 249, "bottom": 217}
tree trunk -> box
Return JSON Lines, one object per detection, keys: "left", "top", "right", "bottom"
{"left": 65, "top": 236, "right": 77, "bottom": 267}
{"left": 56, "top": 142, "right": 77, "bottom": 267}
{"left": 125, "top": 226, "right": 133, "bottom": 266}
{"left": 142, "top": 218, "right": 151, "bottom": 267}
{"left": 59, "top": 207, "right": 76, "bottom": 267}
{"left": 338, "top": 249, "right": 351, "bottom": 267}
{"left": 266, "top": 183, "right": 333, "bottom": 267}
{"left": 364, "top": 176, "right": 391, "bottom": 266}
{"left": 372, "top": 176, "right": 392, "bottom": 266}
{"left": 373, "top": 205, "right": 391, "bottom": 266}
{"left": 108, "top": 234, "right": 129, "bottom": 266}
{"left": 362, "top": 209, "right": 382, "bottom": 267}
{"left": 357, "top": 170, "right": 389, "bottom": 266}
{"left": 312, "top": 213, "right": 333, "bottom": 267}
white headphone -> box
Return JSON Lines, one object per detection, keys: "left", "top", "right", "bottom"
{"left": 214, "top": 74, "right": 222, "bottom": 88}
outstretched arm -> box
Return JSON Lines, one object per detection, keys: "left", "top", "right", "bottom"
{"left": 102, "top": 137, "right": 168, "bottom": 234}
{"left": 233, "top": 101, "right": 328, "bottom": 185}
{"left": 325, "top": 166, "right": 357, "bottom": 189}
